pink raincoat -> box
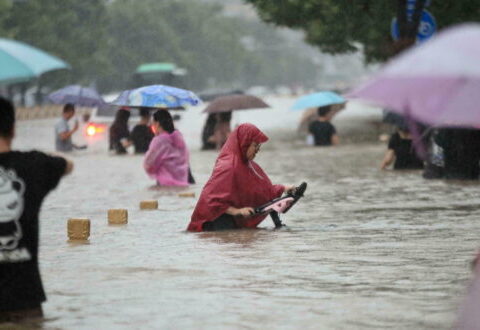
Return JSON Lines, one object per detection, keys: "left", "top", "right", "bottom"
{"left": 144, "top": 130, "right": 189, "bottom": 186}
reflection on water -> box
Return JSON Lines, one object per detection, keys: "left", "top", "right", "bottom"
{"left": 11, "top": 101, "right": 479, "bottom": 329}
{"left": 198, "top": 229, "right": 277, "bottom": 246}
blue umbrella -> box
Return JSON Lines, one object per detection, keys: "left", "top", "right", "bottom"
{"left": 291, "top": 91, "right": 345, "bottom": 111}
{"left": 111, "top": 84, "right": 201, "bottom": 109}
{"left": 48, "top": 85, "right": 105, "bottom": 107}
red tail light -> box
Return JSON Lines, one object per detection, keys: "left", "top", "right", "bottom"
{"left": 86, "top": 124, "right": 106, "bottom": 136}
{"left": 86, "top": 124, "right": 96, "bottom": 136}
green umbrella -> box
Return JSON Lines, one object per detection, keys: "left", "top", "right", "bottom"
{"left": 0, "top": 38, "right": 70, "bottom": 84}
{"left": 135, "top": 62, "right": 176, "bottom": 74}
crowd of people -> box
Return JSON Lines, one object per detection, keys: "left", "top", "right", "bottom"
{"left": 52, "top": 102, "right": 480, "bottom": 233}
{"left": 3, "top": 95, "right": 480, "bottom": 322}
{"left": 53, "top": 102, "right": 480, "bottom": 185}
{"left": 379, "top": 111, "right": 480, "bottom": 180}
{"left": 1, "top": 98, "right": 294, "bottom": 321}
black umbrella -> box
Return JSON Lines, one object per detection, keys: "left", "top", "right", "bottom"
{"left": 198, "top": 89, "right": 244, "bottom": 102}
{"left": 203, "top": 94, "right": 269, "bottom": 114}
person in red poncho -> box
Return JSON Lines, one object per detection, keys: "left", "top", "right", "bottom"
{"left": 187, "top": 123, "right": 294, "bottom": 232}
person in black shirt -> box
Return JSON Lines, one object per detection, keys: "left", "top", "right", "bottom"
{"left": 380, "top": 128, "right": 424, "bottom": 170}
{"left": 0, "top": 97, "right": 73, "bottom": 322}
{"left": 422, "top": 129, "right": 445, "bottom": 179}
{"left": 130, "top": 108, "right": 154, "bottom": 154}
{"left": 201, "top": 114, "right": 217, "bottom": 150}
{"left": 109, "top": 108, "right": 131, "bottom": 154}
{"left": 308, "top": 105, "right": 339, "bottom": 146}
{"left": 435, "top": 128, "right": 480, "bottom": 180}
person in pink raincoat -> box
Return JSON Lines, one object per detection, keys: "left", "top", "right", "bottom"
{"left": 144, "top": 110, "right": 190, "bottom": 186}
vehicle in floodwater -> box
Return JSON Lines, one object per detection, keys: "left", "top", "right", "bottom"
{"left": 131, "top": 62, "right": 188, "bottom": 89}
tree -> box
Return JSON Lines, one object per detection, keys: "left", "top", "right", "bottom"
{"left": 0, "top": 0, "right": 12, "bottom": 37}
{"left": 0, "top": 0, "right": 320, "bottom": 95}
{"left": 99, "top": 0, "right": 319, "bottom": 92}
{"left": 3, "top": 0, "right": 109, "bottom": 86}
{"left": 244, "top": 0, "right": 480, "bottom": 62}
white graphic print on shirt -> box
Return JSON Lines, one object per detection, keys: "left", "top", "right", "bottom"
{"left": 0, "top": 167, "right": 31, "bottom": 262}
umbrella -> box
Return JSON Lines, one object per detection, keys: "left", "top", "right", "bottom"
{"left": 347, "top": 23, "right": 480, "bottom": 128}
{"left": 203, "top": 94, "right": 269, "bottom": 113}
{"left": 198, "top": 89, "right": 244, "bottom": 102}
{"left": 110, "top": 84, "right": 200, "bottom": 109}
{"left": 456, "top": 257, "right": 480, "bottom": 329}
{"left": 48, "top": 85, "right": 105, "bottom": 107}
{"left": 0, "top": 38, "right": 70, "bottom": 84}
{"left": 135, "top": 62, "right": 176, "bottom": 74}
{"left": 291, "top": 91, "right": 346, "bottom": 111}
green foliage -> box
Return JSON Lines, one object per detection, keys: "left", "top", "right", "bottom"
{"left": 100, "top": 0, "right": 253, "bottom": 90}
{"left": 0, "top": 0, "right": 12, "bottom": 37}
{"left": 100, "top": 0, "right": 318, "bottom": 91}
{"left": 0, "top": 0, "right": 320, "bottom": 93}
{"left": 245, "top": 0, "right": 480, "bottom": 62}
{"left": 3, "top": 0, "right": 109, "bottom": 85}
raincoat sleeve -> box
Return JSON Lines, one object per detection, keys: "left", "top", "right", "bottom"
{"left": 271, "top": 184, "right": 285, "bottom": 198}
{"left": 143, "top": 136, "right": 169, "bottom": 175}
{"left": 251, "top": 161, "right": 284, "bottom": 199}
{"left": 202, "top": 158, "right": 236, "bottom": 214}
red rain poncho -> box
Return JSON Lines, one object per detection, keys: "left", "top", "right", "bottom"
{"left": 187, "top": 123, "right": 284, "bottom": 232}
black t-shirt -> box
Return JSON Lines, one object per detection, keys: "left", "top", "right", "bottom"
{"left": 0, "top": 151, "right": 66, "bottom": 311}
{"left": 201, "top": 115, "right": 217, "bottom": 150}
{"left": 131, "top": 124, "right": 154, "bottom": 154}
{"left": 435, "top": 128, "right": 480, "bottom": 180}
{"left": 109, "top": 124, "right": 130, "bottom": 154}
{"left": 388, "top": 132, "right": 424, "bottom": 170}
{"left": 309, "top": 121, "right": 336, "bottom": 146}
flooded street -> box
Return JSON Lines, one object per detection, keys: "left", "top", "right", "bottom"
{"left": 12, "top": 97, "right": 480, "bottom": 329}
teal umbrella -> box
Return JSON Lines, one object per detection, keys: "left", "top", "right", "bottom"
{"left": 135, "top": 62, "right": 176, "bottom": 74}
{"left": 0, "top": 38, "right": 70, "bottom": 84}
{"left": 291, "top": 91, "right": 345, "bottom": 111}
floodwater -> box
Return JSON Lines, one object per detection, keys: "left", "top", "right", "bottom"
{"left": 8, "top": 97, "right": 480, "bottom": 329}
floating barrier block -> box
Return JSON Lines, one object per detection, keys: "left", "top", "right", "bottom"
{"left": 140, "top": 200, "right": 158, "bottom": 210}
{"left": 178, "top": 192, "right": 195, "bottom": 198}
{"left": 67, "top": 218, "right": 90, "bottom": 241}
{"left": 108, "top": 209, "right": 128, "bottom": 224}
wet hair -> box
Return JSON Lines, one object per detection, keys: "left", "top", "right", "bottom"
{"left": 63, "top": 103, "right": 75, "bottom": 113}
{"left": 218, "top": 111, "right": 232, "bottom": 123}
{"left": 317, "top": 105, "right": 331, "bottom": 117}
{"left": 153, "top": 110, "right": 174, "bottom": 134}
{"left": 113, "top": 108, "right": 130, "bottom": 126}
{"left": 82, "top": 113, "right": 91, "bottom": 122}
{"left": 139, "top": 107, "right": 150, "bottom": 118}
{"left": 0, "top": 97, "right": 15, "bottom": 138}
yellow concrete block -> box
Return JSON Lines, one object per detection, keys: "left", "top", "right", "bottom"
{"left": 178, "top": 192, "right": 195, "bottom": 198}
{"left": 108, "top": 209, "right": 128, "bottom": 224}
{"left": 140, "top": 200, "right": 158, "bottom": 210}
{"left": 67, "top": 218, "right": 90, "bottom": 241}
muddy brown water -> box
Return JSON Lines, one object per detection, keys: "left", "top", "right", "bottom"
{"left": 7, "top": 98, "right": 479, "bottom": 329}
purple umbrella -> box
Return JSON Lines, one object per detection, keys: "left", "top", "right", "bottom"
{"left": 48, "top": 85, "right": 105, "bottom": 107}
{"left": 348, "top": 23, "right": 480, "bottom": 128}
{"left": 456, "top": 256, "right": 480, "bottom": 329}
